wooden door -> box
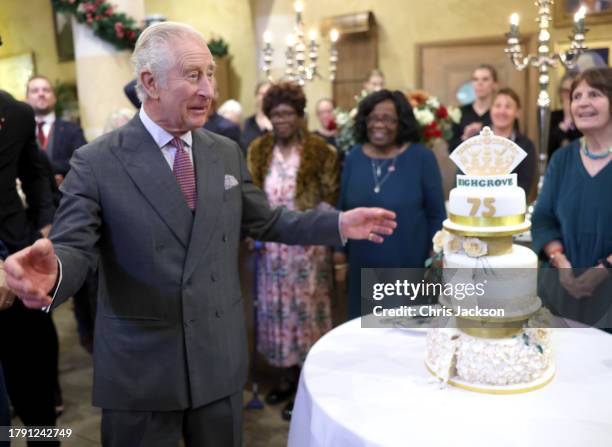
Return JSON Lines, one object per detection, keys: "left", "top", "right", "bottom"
{"left": 322, "top": 12, "right": 378, "bottom": 110}
{"left": 416, "top": 36, "right": 538, "bottom": 145}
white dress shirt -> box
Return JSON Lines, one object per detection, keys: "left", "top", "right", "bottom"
{"left": 139, "top": 107, "right": 194, "bottom": 168}
{"left": 36, "top": 111, "right": 55, "bottom": 139}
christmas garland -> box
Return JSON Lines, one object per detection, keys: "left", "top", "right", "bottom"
{"left": 52, "top": 0, "right": 141, "bottom": 50}
{"left": 52, "top": 0, "right": 231, "bottom": 57}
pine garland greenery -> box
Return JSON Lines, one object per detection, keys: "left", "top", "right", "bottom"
{"left": 207, "top": 37, "right": 229, "bottom": 58}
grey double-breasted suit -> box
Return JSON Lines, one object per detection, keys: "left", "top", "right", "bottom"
{"left": 49, "top": 115, "right": 341, "bottom": 411}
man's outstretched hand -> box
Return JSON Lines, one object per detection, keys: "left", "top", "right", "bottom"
{"left": 340, "top": 208, "right": 397, "bottom": 243}
{"left": 5, "top": 239, "right": 58, "bottom": 309}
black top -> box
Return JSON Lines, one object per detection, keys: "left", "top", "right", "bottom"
{"left": 203, "top": 112, "right": 242, "bottom": 148}
{"left": 449, "top": 103, "right": 492, "bottom": 152}
{"left": 241, "top": 115, "right": 269, "bottom": 153}
{"left": 313, "top": 130, "right": 338, "bottom": 148}
{"left": 511, "top": 132, "right": 537, "bottom": 196}
{"left": 0, "top": 90, "right": 55, "bottom": 253}
{"left": 548, "top": 109, "right": 582, "bottom": 160}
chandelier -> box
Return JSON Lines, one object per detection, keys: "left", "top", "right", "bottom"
{"left": 261, "top": 0, "right": 339, "bottom": 85}
{"left": 504, "top": 1, "right": 588, "bottom": 183}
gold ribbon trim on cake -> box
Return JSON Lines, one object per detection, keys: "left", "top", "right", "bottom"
{"left": 449, "top": 213, "right": 525, "bottom": 227}
{"left": 426, "top": 362, "right": 556, "bottom": 394}
{"left": 459, "top": 326, "right": 523, "bottom": 338}
{"left": 456, "top": 316, "right": 524, "bottom": 338}
{"left": 484, "top": 236, "right": 513, "bottom": 255}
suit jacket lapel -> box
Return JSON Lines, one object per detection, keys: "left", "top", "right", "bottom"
{"left": 110, "top": 116, "right": 193, "bottom": 248}
{"left": 184, "top": 130, "right": 222, "bottom": 280}
{"left": 47, "top": 121, "right": 59, "bottom": 156}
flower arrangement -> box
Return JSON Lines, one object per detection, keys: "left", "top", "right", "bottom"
{"left": 406, "top": 91, "right": 461, "bottom": 146}
{"left": 432, "top": 230, "right": 488, "bottom": 258}
{"left": 333, "top": 90, "right": 369, "bottom": 153}
{"left": 52, "top": 0, "right": 142, "bottom": 50}
{"left": 333, "top": 89, "right": 461, "bottom": 153}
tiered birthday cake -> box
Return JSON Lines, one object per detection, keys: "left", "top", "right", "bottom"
{"left": 425, "top": 127, "right": 554, "bottom": 394}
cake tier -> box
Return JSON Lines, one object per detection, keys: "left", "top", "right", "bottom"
{"left": 443, "top": 218, "right": 531, "bottom": 237}
{"left": 447, "top": 174, "right": 527, "bottom": 236}
{"left": 425, "top": 325, "right": 554, "bottom": 392}
{"left": 440, "top": 244, "right": 541, "bottom": 320}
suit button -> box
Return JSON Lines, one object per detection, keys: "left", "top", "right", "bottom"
{"left": 222, "top": 234, "right": 228, "bottom": 242}
{"left": 211, "top": 273, "right": 217, "bottom": 282}
{"left": 215, "top": 310, "right": 222, "bottom": 318}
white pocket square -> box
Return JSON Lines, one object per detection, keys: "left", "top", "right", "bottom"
{"left": 224, "top": 174, "right": 239, "bottom": 190}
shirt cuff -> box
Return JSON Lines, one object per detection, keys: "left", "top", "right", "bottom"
{"left": 42, "top": 256, "right": 62, "bottom": 313}
{"left": 338, "top": 212, "right": 347, "bottom": 246}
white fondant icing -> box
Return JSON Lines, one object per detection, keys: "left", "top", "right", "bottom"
{"left": 442, "top": 245, "right": 540, "bottom": 319}
{"left": 448, "top": 185, "right": 526, "bottom": 218}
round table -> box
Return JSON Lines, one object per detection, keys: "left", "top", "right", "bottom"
{"left": 288, "top": 318, "right": 612, "bottom": 447}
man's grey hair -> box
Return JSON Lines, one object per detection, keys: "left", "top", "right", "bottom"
{"left": 218, "top": 99, "right": 242, "bottom": 117}
{"left": 132, "top": 22, "right": 207, "bottom": 103}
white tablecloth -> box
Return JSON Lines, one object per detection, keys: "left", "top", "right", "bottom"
{"left": 288, "top": 319, "right": 612, "bottom": 447}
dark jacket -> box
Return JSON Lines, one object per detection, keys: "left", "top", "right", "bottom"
{"left": 123, "top": 79, "right": 140, "bottom": 108}
{"left": 241, "top": 115, "right": 269, "bottom": 153}
{"left": 45, "top": 118, "right": 87, "bottom": 176}
{"left": 0, "top": 240, "right": 8, "bottom": 434}
{"left": 0, "top": 91, "right": 55, "bottom": 253}
{"left": 203, "top": 112, "right": 242, "bottom": 148}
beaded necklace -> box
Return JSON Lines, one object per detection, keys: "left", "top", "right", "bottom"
{"left": 580, "top": 137, "right": 612, "bottom": 160}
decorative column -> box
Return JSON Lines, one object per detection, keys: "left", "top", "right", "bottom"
{"left": 72, "top": 0, "right": 144, "bottom": 140}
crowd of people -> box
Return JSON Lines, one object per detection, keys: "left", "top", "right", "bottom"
{"left": 0, "top": 19, "right": 610, "bottom": 447}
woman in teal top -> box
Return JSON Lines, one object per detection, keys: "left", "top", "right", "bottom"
{"left": 532, "top": 68, "right": 612, "bottom": 330}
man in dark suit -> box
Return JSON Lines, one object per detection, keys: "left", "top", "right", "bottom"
{"left": 203, "top": 85, "right": 242, "bottom": 148}
{"left": 0, "top": 90, "right": 58, "bottom": 445}
{"left": 25, "top": 76, "right": 87, "bottom": 185}
{"left": 5, "top": 22, "right": 396, "bottom": 447}
{"left": 203, "top": 108, "right": 242, "bottom": 147}
{"left": 123, "top": 78, "right": 140, "bottom": 109}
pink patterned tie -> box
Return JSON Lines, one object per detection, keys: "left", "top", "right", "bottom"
{"left": 171, "top": 137, "right": 197, "bottom": 210}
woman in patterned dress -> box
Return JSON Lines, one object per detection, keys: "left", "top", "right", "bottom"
{"left": 247, "top": 82, "right": 339, "bottom": 420}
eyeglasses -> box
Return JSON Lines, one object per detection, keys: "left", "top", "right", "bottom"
{"left": 367, "top": 114, "right": 398, "bottom": 126}
{"left": 269, "top": 110, "right": 297, "bottom": 120}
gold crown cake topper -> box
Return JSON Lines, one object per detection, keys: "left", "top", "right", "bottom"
{"left": 450, "top": 127, "right": 527, "bottom": 176}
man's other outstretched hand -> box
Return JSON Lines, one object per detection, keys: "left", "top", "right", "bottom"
{"left": 340, "top": 208, "right": 397, "bottom": 243}
{"left": 5, "top": 239, "right": 58, "bottom": 309}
